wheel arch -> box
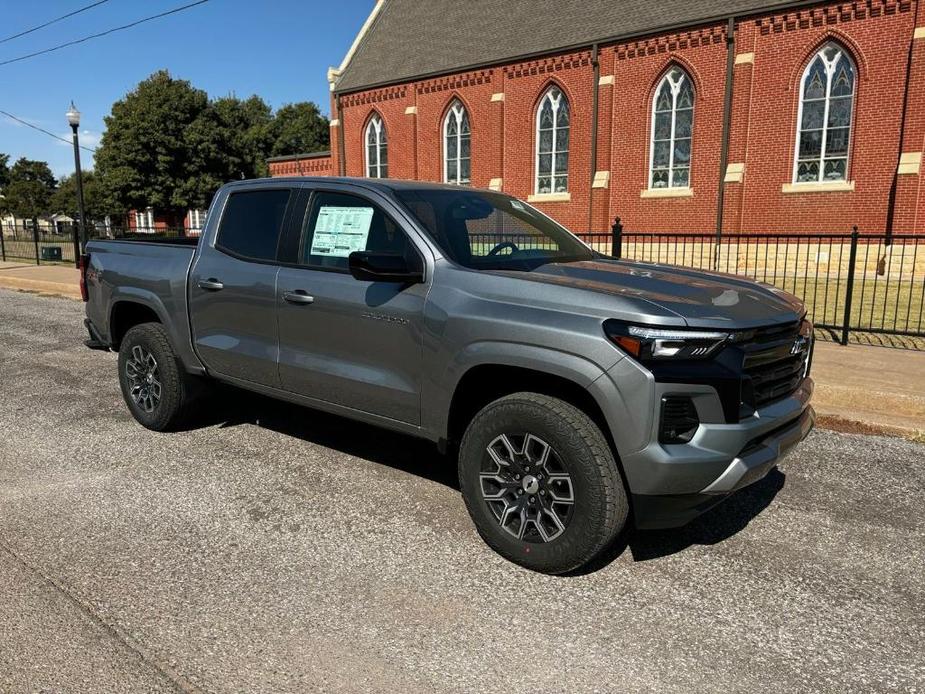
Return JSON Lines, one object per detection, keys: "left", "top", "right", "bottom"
{"left": 445, "top": 363, "right": 615, "bottom": 452}
{"left": 108, "top": 294, "right": 169, "bottom": 350}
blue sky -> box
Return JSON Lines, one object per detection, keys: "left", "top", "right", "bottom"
{"left": 0, "top": 0, "right": 373, "bottom": 179}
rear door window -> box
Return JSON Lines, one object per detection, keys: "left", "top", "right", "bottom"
{"left": 216, "top": 189, "right": 291, "bottom": 261}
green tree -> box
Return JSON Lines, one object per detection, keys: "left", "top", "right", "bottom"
{"left": 0, "top": 153, "right": 10, "bottom": 189}
{"left": 95, "top": 71, "right": 332, "bottom": 224}
{"left": 269, "top": 102, "right": 330, "bottom": 157}
{"left": 214, "top": 95, "right": 274, "bottom": 179}
{"left": 0, "top": 153, "right": 10, "bottom": 215}
{"left": 3, "top": 158, "right": 56, "bottom": 233}
{"left": 51, "top": 171, "right": 110, "bottom": 224}
{"left": 95, "top": 70, "right": 216, "bottom": 222}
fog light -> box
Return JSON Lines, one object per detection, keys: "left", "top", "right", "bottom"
{"left": 659, "top": 396, "right": 699, "bottom": 444}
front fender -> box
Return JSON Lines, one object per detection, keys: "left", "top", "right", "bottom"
{"left": 425, "top": 340, "right": 626, "bottom": 447}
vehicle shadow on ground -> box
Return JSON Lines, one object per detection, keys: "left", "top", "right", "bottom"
{"left": 579, "top": 468, "right": 787, "bottom": 572}
{"left": 183, "top": 385, "right": 785, "bottom": 570}
{"left": 182, "top": 385, "right": 459, "bottom": 490}
{"left": 628, "top": 468, "right": 786, "bottom": 561}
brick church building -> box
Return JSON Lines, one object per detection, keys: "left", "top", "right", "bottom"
{"left": 268, "top": 0, "right": 925, "bottom": 235}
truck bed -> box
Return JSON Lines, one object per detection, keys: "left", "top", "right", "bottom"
{"left": 93, "top": 234, "right": 200, "bottom": 246}
{"left": 84, "top": 238, "right": 202, "bottom": 372}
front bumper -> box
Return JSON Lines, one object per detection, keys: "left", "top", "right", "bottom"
{"left": 590, "top": 321, "right": 815, "bottom": 530}
{"left": 617, "top": 374, "right": 814, "bottom": 494}
{"left": 632, "top": 403, "right": 814, "bottom": 529}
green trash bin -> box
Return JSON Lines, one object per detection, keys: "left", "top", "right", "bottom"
{"left": 41, "top": 246, "right": 62, "bottom": 261}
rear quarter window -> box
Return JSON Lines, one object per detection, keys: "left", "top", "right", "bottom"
{"left": 215, "top": 189, "right": 291, "bottom": 261}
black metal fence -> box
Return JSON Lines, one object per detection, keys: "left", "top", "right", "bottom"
{"left": 0, "top": 225, "right": 202, "bottom": 266}
{"left": 466, "top": 224, "right": 925, "bottom": 344}
{"left": 574, "top": 224, "right": 925, "bottom": 345}
{"left": 0, "top": 224, "right": 80, "bottom": 265}
{"left": 4, "top": 218, "right": 921, "bottom": 345}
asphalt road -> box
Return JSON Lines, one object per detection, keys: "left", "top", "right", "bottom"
{"left": 1, "top": 288, "right": 923, "bottom": 694}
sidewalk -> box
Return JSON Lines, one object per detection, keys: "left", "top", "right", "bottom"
{"left": 811, "top": 341, "right": 925, "bottom": 440}
{"left": 0, "top": 261, "right": 922, "bottom": 439}
{"left": 0, "top": 261, "right": 81, "bottom": 300}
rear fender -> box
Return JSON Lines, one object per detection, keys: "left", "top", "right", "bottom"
{"left": 107, "top": 288, "right": 204, "bottom": 374}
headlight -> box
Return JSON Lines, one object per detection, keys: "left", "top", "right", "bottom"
{"left": 604, "top": 320, "right": 730, "bottom": 361}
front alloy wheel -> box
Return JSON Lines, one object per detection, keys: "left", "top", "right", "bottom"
{"left": 458, "top": 392, "right": 628, "bottom": 574}
{"left": 480, "top": 433, "right": 574, "bottom": 542}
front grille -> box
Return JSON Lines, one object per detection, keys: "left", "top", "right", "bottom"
{"left": 741, "top": 321, "right": 809, "bottom": 409}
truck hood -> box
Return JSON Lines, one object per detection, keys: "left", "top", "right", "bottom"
{"left": 492, "top": 258, "right": 805, "bottom": 328}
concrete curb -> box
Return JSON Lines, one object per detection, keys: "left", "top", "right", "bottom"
{"left": 0, "top": 277, "right": 81, "bottom": 300}
{"left": 816, "top": 414, "right": 925, "bottom": 444}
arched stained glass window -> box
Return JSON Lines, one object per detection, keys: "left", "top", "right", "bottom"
{"left": 365, "top": 114, "right": 388, "bottom": 178}
{"left": 649, "top": 67, "right": 694, "bottom": 189}
{"left": 794, "top": 43, "right": 855, "bottom": 183}
{"left": 444, "top": 100, "right": 471, "bottom": 184}
{"left": 535, "top": 87, "right": 569, "bottom": 194}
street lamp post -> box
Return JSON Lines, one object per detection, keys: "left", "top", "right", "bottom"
{"left": 66, "top": 101, "right": 88, "bottom": 268}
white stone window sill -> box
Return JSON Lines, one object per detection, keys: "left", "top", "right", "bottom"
{"left": 640, "top": 187, "right": 693, "bottom": 199}
{"left": 527, "top": 192, "right": 571, "bottom": 203}
{"left": 781, "top": 180, "right": 855, "bottom": 194}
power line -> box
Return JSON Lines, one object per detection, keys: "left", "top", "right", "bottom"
{"left": 0, "top": 109, "right": 97, "bottom": 153}
{"left": 0, "top": 0, "right": 212, "bottom": 68}
{"left": 0, "top": 1, "right": 112, "bottom": 45}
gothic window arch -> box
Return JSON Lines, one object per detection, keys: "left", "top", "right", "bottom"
{"left": 443, "top": 100, "right": 471, "bottom": 184}
{"left": 794, "top": 42, "right": 856, "bottom": 183}
{"left": 535, "top": 86, "right": 569, "bottom": 194}
{"left": 365, "top": 114, "right": 388, "bottom": 178}
{"left": 649, "top": 67, "right": 694, "bottom": 189}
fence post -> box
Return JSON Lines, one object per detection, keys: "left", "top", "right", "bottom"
{"left": 32, "top": 220, "right": 40, "bottom": 266}
{"left": 71, "top": 222, "right": 81, "bottom": 268}
{"left": 611, "top": 216, "right": 623, "bottom": 258}
{"left": 0, "top": 224, "right": 5, "bottom": 262}
{"left": 840, "top": 225, "right": 860, "bottom": 346}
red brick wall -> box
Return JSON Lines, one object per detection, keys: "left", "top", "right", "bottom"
{"left": 733, "top": 1, "right": 917, "bottom": 233}
{"left": 267, "top": 154, "right": 333, "bottom": 177}
{"left": 892, "top": 0, "right": 925, "bottom": 232}
{"left": 607, "top": 27, "right": 729, "bottom": 233}
{"left": 283, "top": 0, "right": 924, "bottom": 235}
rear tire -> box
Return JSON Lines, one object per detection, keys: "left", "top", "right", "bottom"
{"left": 117, "top": 322, "right": 199, "bottom": 432}
{"left": 458, "top": 392, "right": 628, "bottom": 574}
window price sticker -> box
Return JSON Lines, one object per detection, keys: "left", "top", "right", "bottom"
{"left": 310, "top": 206, "right": 374, "bottom": 258}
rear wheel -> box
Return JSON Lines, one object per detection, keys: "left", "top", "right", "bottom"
{"left": 458, "top": 392, "right": 627, "bottom": 574}
{"left": 118, "top": 322, "right": 199, "bottom": 431}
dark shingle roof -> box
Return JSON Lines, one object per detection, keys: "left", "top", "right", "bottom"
{"left": 266, "top": 150, "right": 331, "bottom": 163}
{"left": 334, "top": 0, "right": 811, "bottom": 93}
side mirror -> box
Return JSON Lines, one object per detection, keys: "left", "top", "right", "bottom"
{"left": 348, "top": 251, "right": 423, "bottom": 283}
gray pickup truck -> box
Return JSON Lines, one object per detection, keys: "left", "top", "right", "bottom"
{"left": 83, "top": 177, "right": 814, "bottom": 573}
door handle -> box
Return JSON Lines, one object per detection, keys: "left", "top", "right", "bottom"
{"left": 198, "top": 278, "right": 224, "bottom": 291}
{"left": 283, "top": 290, "right": 314, "bottom": 305}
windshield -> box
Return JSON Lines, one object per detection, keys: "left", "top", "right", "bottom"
{"left": 393, "top": 188, "right": 594, "bottom": 271}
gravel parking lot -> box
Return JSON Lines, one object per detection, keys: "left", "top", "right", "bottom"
{"left": 1, "top": 288, "right": 923, "bottom": 693}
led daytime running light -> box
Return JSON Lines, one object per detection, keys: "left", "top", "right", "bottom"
{"left": 627, "top": 326, "right": 730, "bottom": 341}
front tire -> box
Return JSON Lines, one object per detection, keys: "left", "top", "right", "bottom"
{"left": 117, "top": 322, "right": 197, "bottom": 432}
{"left": 458, "top": 393, "right": 628, "bottom": 574}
